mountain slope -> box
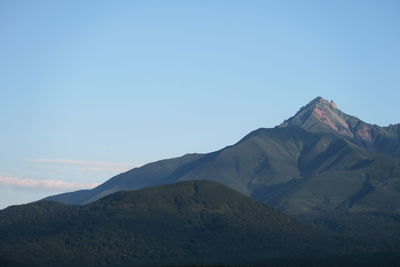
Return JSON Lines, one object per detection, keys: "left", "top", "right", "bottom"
{"left": 1, "top": 181, "right": 335, "bottom": 266}
{"left": 45, "top": 125, "right": 400, "bottom": 215}
{"left": 46, "top": 152, "right": 205, "bottom": 204}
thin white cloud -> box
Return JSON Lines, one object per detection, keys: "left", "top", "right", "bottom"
{"left": 0, "top": 175, "right": 100, "bottom": 191}
{"left": 28, "top": 158, "right": 138, "bottom": 173}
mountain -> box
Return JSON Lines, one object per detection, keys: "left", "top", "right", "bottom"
{"left": 43, "top": 97, "right": 400, "bottom": 249}
{"left": 0, "top": 181, "right": 342, "bottom": 267}
{"left": 45, "top": 97, "right": 400, "bottom": 215}
{"left": 279, "top": 96, "right": 400, "bottom": 157}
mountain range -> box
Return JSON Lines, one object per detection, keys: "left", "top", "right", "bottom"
{"left": 1, "top": 96, "right": 400, "bottom": 266}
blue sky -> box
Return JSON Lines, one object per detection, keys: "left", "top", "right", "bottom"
{"left": 1, "top": 0, "right": 399, "bottom": 209}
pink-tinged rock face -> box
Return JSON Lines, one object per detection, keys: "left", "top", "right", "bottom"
{"left": 313, "top": 107, "right": 339, "bottom": 131}
{"left": 313, "top": 107, "right": 353, "bottom": 137}
{"left": 356, "top": 124, "right": 373, "bottom": 143}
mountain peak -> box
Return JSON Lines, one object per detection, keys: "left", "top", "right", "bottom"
{"left": 279, "top": 97, "right": 354, "bottom": 137}
{"left": 307, "top": 96, "right": 337, "bottom": 110}
{"left": 276, "top": 96, "right": 400, "bottom": 156}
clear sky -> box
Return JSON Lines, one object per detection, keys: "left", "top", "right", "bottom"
{"left": 1, "top": 0, "right": 399, "bottom": 209}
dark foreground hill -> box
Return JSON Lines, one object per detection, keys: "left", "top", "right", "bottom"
{"left": 2, "top": 181, "right": 400, "bottom": 266}
{"left": 0, "top": 181, "right": 324, "bottom": 266}
{"left": 3, "top": 181, "right": 398, "bottom": 267}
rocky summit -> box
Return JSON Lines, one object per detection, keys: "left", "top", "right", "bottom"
{"left": 279, "top": 97, "right": 400, "bottom": 156}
